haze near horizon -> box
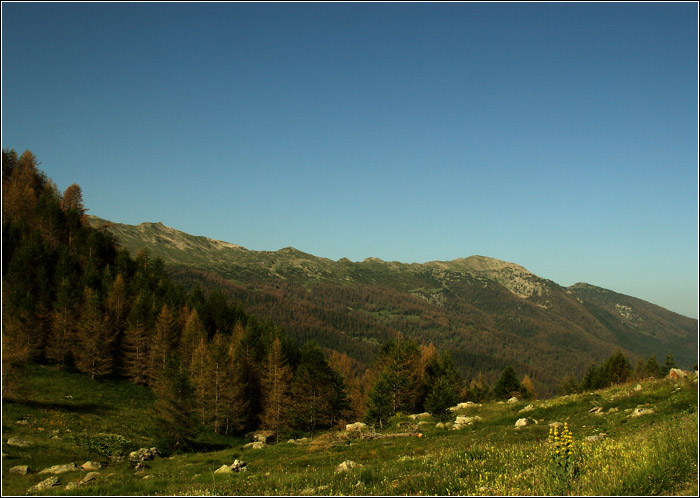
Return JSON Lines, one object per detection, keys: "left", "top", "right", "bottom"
{"left": 2, "top": 2, "right": 698, "bottom": 318}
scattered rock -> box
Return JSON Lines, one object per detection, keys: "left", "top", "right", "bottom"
{"left": 252, "top": 430, "right": 274, "bottom": 443}
{"left": 630, "top": 407, "right": 654, "bottom": 417}
{"left": 38, "top": 462, "right": 79, "bottom": 475}
{"left": 548, "top": 422, "right": 563, "bottom": 428}
{"left": 452, "top": 415, "right": 482, "bottom": 429}
{"left": 409, "top": 412, "right": 431, "bottom": 420}
{"left": 507, "top": 397, "right": 519, "bottom": 403}
{"left": 7, "top": 437, "right": 32, "bottom": 447}
{"left": 607, "top": 407, "right": 619, "bottom": 413}
{"left": 335, "top": 460, "right": 362, "bottom": 473}
{"left": 287, "top": 437, "right": 309, "bottom": 444}
{"left": 65, "top": 395, "right": 73, "bottom": 399}
{"left": 82, "top": 472, "right": 100, "bottom": 483}
{"left": 28, "top": 476, "right": 60, "bottom": 493}
{"left": 345, "top": 422, "right": 368, "bottom": 432}
{"left": 81, "top": 461, "right": 101, "bottom": 471}
{"left": 16, "top": 420, "right": 29, "bottom": 426}
{"left": 585, "top": 433, "right": 607, "bottom": 442}
{"left": 65, "top": 481, "right": 80, "bottom": 490}
{"left": 634, "top": 384, "right": 642, "bottom": 391}
{"left": 129, "top": 447, "right": 160, "bottom": 464}
{"left": 589, "top": 407, "right": 604, "bottom": 415}
{"left": 514, "top": 418, "right": 531, "bottom": 428}
{"left": 519, "top": 404, "right": 534, "bottom": 413}
{"left": 668, "top": 368, "right": 688, "bottom": 380}
{"left": 449, "top": 402, "right": 478, "bottom": 411}
{"left": 9, "top": 465, "right": 29, "bottom": 475}
{"left": 243, "top": 441, "right": 265, "bottom": 449}
{"left": 214, "top": 464, "right": 233, "bottom": 474}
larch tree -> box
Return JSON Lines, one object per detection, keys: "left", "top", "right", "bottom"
{"left": 148, "top": 304, "right": 178, "bottom": 387}
{"left": 46, "top": 278, "right": 77, "bottom": 370}
{"left": 121, "top": 292, "right": 152, "bottom": 385}
{"left": 521, "top": 374, "right": 538, "bottom": 400}
{"left": 178, "top": 307, "right": 206, "bottom": 372}
{"left": 75, "top": 287, "right": 115, "bottom": 379}
{"left": 259, "top": 336, "right": 293, "bottom": 441}
{"left": 190, "top": 337, "right": 210, "bottom": 425}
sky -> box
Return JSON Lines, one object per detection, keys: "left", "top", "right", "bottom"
{"left": 2, "top": 2, "right": 698, "bottom": 319}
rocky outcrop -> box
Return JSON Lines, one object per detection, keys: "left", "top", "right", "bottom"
{"left": 507, "top": 397, "right": 518, "bottom": 403}
{"left": 243, "top": 441, "right": 265, "bottom": 449}
{"left": 81, "top": 461, "right": 101, "bottom": 471}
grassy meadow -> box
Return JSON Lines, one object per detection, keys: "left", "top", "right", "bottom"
{"left": 2, "top": 363, "right": 697, "bottom": 496}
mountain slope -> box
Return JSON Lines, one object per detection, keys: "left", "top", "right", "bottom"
{"left": 87, "top": 216, "right": 698, "bottom": 397}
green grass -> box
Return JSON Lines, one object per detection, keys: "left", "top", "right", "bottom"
{"left": 3, "top": 365, "right": 698, "bottom": 496}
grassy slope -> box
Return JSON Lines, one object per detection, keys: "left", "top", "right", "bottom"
{"left": 2, "top": 365, "right": 698, "bottom": 496}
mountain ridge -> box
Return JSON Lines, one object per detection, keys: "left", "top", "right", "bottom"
{"left": 87, "top": 215, "right": 698, "bottom": 397}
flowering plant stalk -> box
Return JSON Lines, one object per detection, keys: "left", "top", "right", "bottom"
{"left": 548, "top": 422, "right": 576, "bottom": 481}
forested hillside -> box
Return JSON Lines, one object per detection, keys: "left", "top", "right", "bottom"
{"left": 87, "top": 215, "right": 698, "bottom": 398}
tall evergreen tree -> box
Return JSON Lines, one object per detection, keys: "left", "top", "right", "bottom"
{"left": 492, "top": 365, "right": 525, "bottom": 400}
{"left": 365, "top": 335, "right": 422, "bottom": 426}
{"left": 151, "top": 355, "right": 197, "bottom": 452}
{"left": 289, "top": 342, "right": 349, "bottom": 431}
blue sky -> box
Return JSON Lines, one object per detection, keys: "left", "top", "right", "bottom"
{"left": 2, "top": 2, "right": 698, "bottom": 318}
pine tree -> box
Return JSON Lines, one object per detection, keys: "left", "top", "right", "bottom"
{"left": 604, "top": 349, "right": 631, "bottom": 385}
{"left": 663, "top": 353, "right": 677, "bottom": 376}
{"left": 644, "top": 355, "right": 663, "bottom": 379}
{"left": 151, "top": 355, "right": 197, "bottom": 452}
{"left": 364, "top": 377, "right": 393, "bottom": 428}
{"left": 424, "top": 376, "right": 460, "bottom": 422}
{"left": 493, "top": 365, "right": 524, "bottom": 400}
{"left": 560, "top": 374, "right": 580, "bottom": 395}
{"left": 260, "top": 337, "right": 293, "bottom": 442}
{"left": 364, "top": 335, "right": 422, "bottom": 426}
{"left": 289, "top": 342, "right": 349, "bottom": 431}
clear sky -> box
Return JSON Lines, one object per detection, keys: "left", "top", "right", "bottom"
{"left": 2, "top": 2, "right": 698, "bottom": 319}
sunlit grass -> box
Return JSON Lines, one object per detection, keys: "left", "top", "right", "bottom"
{"left": 3, "top": 365, "right": 697, "bottom": 496}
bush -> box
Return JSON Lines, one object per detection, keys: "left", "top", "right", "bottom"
{"left": 70, "top": 432, "right": 134, "bottom": 457}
